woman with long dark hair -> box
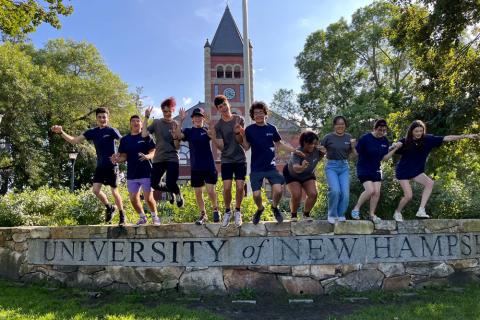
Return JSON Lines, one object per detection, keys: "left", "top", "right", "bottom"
{"left": 393, "top": 120, "right": 478, "bottom": 221}
{"left": 283, "top": 131, "right": 325, "bottom": 221}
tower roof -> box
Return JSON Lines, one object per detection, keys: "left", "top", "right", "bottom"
{"left": 210, "top": 6, "right": 244, "bottom": 56}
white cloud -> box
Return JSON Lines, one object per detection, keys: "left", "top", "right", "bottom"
{"left": 298, "top": 18, "right": 312, "bottom": 28}
{"left": 182, "top": 97, "right": 193, "bottom": 106}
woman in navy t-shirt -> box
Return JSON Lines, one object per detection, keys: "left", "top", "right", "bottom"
{"left": 393, "top": 120, "right": 478, "bottom": 221}
{"left": 351, "top": 119, "right": 402, "bottom": 222}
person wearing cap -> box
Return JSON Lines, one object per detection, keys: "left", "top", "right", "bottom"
{"left": 173, "top": 107, "right": 220, "bottom": 225}
{"left": 212, "top": 95, "right": 246, "bottom": 227}
{"left": 350, "top": 119, "right": 402, "bottom": 222}
{"left": 142, "top": 97, "right": 184, "bottom": 208}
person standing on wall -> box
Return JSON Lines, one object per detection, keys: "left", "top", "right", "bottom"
{"left": 283, "top": 130, "right": 325, "bottom": 221}
{"left": 350, "top": 119, "right": 402, "bottom": 223}
{"left": 111, "top": 115, "right": 159, "bottom": 225}
{"left": 238, "top": 101, "right": 304, "bottom": 224}
{"left": 213, "top": 95, "right": 246, "bottom": 227}
{"left": 173, "top": 107, "right": 220, "bottom": 225}
{"left": 392, "top": 120, "right": 478, "bottom": 221}
{"left": 321, "top": 116, "right": 356, "bottom": 224}
{"left": 142, "top": 98, "right": 184, "bottom": 208}
{"left": 51, "top": 107, "right": 125, "bottom": 225}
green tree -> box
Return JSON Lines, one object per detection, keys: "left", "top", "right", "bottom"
{"left": 0, "top": 0, "right": 73, "bottom": 38}
{"left": 0, "top": 40, "right": 137, "bottom": 193}
{"left": 295, "top": 1, "right": 415, "bottom": 136}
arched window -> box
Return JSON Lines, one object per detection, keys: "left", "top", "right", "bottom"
{"left": 234, "top": 66, "right": 241, "bottom": 78}
{"left": 225, "top": 65, "right": 233, "bottom": 78}
{"left": 216, "top": 66, "right": 224, "bottom": 78}
{"left": 179, "top": 143, "right": 190, "bottom": 165}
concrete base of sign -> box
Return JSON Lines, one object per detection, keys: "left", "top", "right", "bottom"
{"left": 1, "top": 220, "right": 480, "bottom": 294}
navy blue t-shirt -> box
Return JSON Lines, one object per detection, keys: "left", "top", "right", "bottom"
{"left": 355, "top": 133, "right": 389, "bottom": 176}
{"left": 182, "top": 127, "right": 216, "bottom": 172}
{"left": 118, "top": 133, "right": 156, "bottom": 179}
{"left": 245, "top": 123, "right": 281, "bottom": 172}
{"left": 395, "top": 134, "right": 444, "bottom": 179}
{"left": 83, "top": 126, "right": 121, "bottom": 168}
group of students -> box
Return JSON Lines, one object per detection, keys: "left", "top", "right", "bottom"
{"left": 51, "top": 95, "right": 479, "bottom": 226}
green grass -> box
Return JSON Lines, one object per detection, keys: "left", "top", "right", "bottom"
{"left": 338, "top": 284, "right": 480, "bottom": 320}
{"left": 0, "top": 280, "right": 223, "bottom": 320}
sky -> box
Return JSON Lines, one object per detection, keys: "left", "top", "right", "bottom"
{"left": 29, "top": 0, "right": 373, "bottom": 111}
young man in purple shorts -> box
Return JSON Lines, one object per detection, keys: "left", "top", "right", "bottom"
{"left": 111, "top": 115, "right": 160, "bottom": 225}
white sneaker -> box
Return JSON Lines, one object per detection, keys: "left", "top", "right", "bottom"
{"left": 416, "top": 208, "right": 430, "bottom": 219}
{"left": 393, "top": 211, "right": 404, "bottom": 222}
{"left": 222, "top": 211, "right": 231, "bottom": 227}
{"left": 338, "top": 216, "right": 346, "bottom": 222}
{"left": 234, "top": 209, "right": 243, "bottom": 227}
{"left": 327, "top": 216, "right": 336, "bottom": 224}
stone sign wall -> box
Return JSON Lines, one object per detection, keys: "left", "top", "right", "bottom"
{"left": 1, "top": 220, "right": 480, "bottom": 294}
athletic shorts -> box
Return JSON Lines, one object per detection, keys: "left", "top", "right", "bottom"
{"left": 221, "top": 162, "right": 247, "bottom": 181}
{"left": 92, "top": 166, "right": 118, "bottom": 188}
{"left": 191, "top": 170, "right": 218, "bottom": 188}
{"left": 283, "top": 165, "right": 316, "bottom": 185}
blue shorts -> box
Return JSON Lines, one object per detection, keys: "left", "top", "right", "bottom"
{"left": 250, "top": 170, "right": 285, "bottom": 192}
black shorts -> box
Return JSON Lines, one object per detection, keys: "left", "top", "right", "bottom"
{"left": 221, "top": 162, "right": 247, "bottom": 181}
{"left": 191, "top": 170, "right": 218, "bottom": 188}
{"left": 92, "top": 166, "right": 119, "bottom": 188}
{"left": 358, "top": 172, "right": 382, "bottom": 184}
{"left": 283, "top": 165, "right": 316, "bottom": 185}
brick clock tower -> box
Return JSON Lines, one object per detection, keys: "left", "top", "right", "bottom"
{"left": 204, "top": 5, "right": 253, "bottom": 125}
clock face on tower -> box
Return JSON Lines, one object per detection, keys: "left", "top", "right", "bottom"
{"left": 223, "top": 87, "right": 236, "bottom": 100}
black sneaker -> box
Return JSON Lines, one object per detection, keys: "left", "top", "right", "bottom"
{"left": 272, "top": 206, "right": 284, "bottom": 223}
{"left": 118, "top": 211, "right": 126, "bottom": 226}
{"left": 195, "top": 212, "right": 207, "bottom": 225}
{"left": 213, "top": 210, "right": 221, "bottom": 223}
{"left": 252, "top": 207, "right": 264, "bottom": 225}
{"left": 176, "top": 193, "right": 184, "bottom": 208}
{"left": 105, "top": 204, "right": 116, "bottom": 224}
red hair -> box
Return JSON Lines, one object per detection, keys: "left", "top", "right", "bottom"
{"left": 161, "top": 97, "right": 176, "bottom": 111}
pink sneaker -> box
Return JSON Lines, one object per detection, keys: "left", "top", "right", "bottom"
{"left": 136, "top": 216, "right": 148, "bottom": 226}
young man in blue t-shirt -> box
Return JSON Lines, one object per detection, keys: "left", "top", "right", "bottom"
{"left": 111, "top": 115, "right": 159, "bottom": 225}
{"left": 51, "top": 107, "right": 125, "bottom": 225}
{"left": 173, "top": 107, "right": 220, "bottom": 225}
{"left": 238, "top": 101, "right": 304, "bottom": 224}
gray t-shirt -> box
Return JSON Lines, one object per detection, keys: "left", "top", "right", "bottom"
{"left": 321, "top": 133, "right": 353, "bottom": 160}
{"left": 287, "top": 147, "right": 323, "bottom": 180}
{"left": 214, "top": 115, "right": 246, "bottom": 163}
{"left": 147, "top": 119, "right": 179, "bottom": 163}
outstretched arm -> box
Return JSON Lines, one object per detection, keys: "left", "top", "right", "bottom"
{"left": 51, "top": 125, "right": 85, "bottom": 144}
{"left": 443, "top": 134, "right": 479, "bottom": 142}
{"left": 274, "top": 140, "right": 305, "bottom": 158}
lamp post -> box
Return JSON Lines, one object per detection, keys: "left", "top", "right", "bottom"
{"left": 68, "top": 150, "right": 78, "bottom": 192}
